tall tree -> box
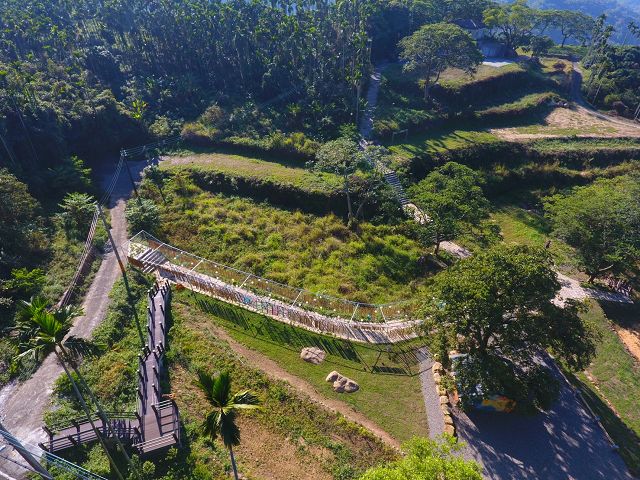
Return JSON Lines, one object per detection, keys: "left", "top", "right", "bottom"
{"left": 0, "top": 169, "right": 41, "bottom": 277}
{"left": 196, "top": 371, "right": 260, "bottom": 480}
{"left": 551, "top": 10, "right": 596, "bottom": 47}
{"left": 313, "top": 137, "right": 381, "bottom": 227}
{"left": 544, "top": 175, "right": 640, "bottom": 283}
{"left": 408, "top": 162, "right": 489, "bottom": 254}
{"left": 398, "top": 23, "right": 483, "bottom": 101}
{"left": 423, "top": 244, "right": 595, "bottom": 410}
{"left": 483, "top": 0, "right": 538, "bottom": 55}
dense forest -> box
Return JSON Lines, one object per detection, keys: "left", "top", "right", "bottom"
{"left": 0, "top": 0, "right": 491, "bottom": 382}
{"left": 1, "top": 0, "right": 637, "bottom": 386}
{"left": 0, "top": 0, "right": 493, "bottom": 177}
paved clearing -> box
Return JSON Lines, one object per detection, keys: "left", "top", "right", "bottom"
{"left": 0, "top": 159, "right": 144, "bottom": 479}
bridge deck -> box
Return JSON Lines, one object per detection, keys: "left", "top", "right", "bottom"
{"left": 129, "top": 244, "right": 420, "bottom": 344}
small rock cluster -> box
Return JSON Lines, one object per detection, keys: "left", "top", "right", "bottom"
{"left": 432, "top": 361, "right": 455, "bottom": 436}
{"left": 300, "top": 347, "right": 326, "bottom": 365}
{"left": 326, "top": 371, "right": 359, "bottom": 393}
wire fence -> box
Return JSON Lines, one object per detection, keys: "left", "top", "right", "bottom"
{"left": 129, "top": 231, "right": 423, "bottom": 326}
{"left": 58, "top": 137, "right": 177, "bottom": 308}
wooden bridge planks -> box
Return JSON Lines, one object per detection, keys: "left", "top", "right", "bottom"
{"left": 44, "top": 281, "right": 180, "bottom": 456}
{"left": 129, "top": 246, "right": 420, "bottom": 345}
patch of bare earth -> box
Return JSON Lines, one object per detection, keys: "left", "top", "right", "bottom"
{"left": 491, "top": 106, "right": 640, "bottom": 140}
{"left": 612, "top": 325, "right": 640, "bottom": 364}
{"left": 235, "top": 417, "right": 332, "bottom": 480}
{"left": 171, "top": 365, "right": 332, "bottom": 480}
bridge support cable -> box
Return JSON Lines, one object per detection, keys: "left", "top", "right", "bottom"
{"left": 0, "top": 426, "right": 52, "bottom": 479}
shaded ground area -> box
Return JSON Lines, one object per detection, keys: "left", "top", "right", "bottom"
{"left": 455, "top": 357, "right": 633, "bottom": 480}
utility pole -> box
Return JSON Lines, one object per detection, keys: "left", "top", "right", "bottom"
{"left": 97, "top": 205, "right": 127, "bottom": 277}
{"left": 121, "top": 151, "right": 140, "bottom": 200}
{"left": 0, "top": 422, "right": 53, "bottom": 480}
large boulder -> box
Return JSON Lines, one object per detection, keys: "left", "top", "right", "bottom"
{"left": 326, "top": 371, "right": 359, "bottom": 393}
{"left": 326, "top": 371, "right": 340, "bottom": 382}
{"left": 300, "top": 347, "right": 326, "bottom": 365}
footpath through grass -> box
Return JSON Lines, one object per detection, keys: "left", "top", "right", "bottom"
{"left": 46, "top": 270, "right": 398, "bottom": 479}
{"left": 177, "top": 290, "right": 429, "bottom": 443}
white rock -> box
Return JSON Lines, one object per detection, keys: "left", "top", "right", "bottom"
{"left": 300, "top": 347, "right": 326, "bottom": 365}
{"left": 326, "top": 370, "right": 340, "bottom": 382}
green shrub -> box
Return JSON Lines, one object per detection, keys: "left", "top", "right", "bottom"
{"left": 125, "top": 198, "right": 160, "bottom": 234}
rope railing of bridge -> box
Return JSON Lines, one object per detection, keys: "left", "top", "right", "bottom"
{"left": 0, "top": 428, "right": 107, "bottom": 480}
{"left": 128, "top": 231, "right": 423, "bottom": 325}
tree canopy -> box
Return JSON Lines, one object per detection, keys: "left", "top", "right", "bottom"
{"left": 359, "top": 436, "right": 482, "bottom": 480}
{"left": 313, "top": 137, "right": 383, "bottom": 226}
{"left": 483, "top": 0, "right": 539, "bottom": 54}
{"left": 423, "top": 243, "right": 596, "bottom": 410}
{"left": 399, "top": 23, "right": 483, "bottom": 101}
{"left": 408, "top": 162, "right": 489, "bottom": 254}
{"left": 0, "top": 169, "right": 42, "bottom": 277}
{"left": 544, "top": 175, "right": 640, "bottom": 282}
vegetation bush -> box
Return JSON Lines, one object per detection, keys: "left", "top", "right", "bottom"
{"left": 181, "top": 130, "right": 321, "bottom": 163}
{"left": 145, "top": 174, "right": 429, "bottom": 304}
{"left": 358, "top": 436, "right": 481, "bottom": 480}
{"left": 125, "top": 198, "right": 160, "bottom": 235}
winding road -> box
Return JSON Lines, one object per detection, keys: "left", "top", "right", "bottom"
{"left": 571, "top": 62, "right": 640, "bottom": 131}
{"left": 360, "top": 63, "right": 634, "bottom": 479}
{"left": 0, "top": 160, "right": 144, "bottom": 479}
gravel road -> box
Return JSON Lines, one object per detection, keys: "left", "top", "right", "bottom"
{"left": 0, "top": 159, "right": 145, "bottom": 478}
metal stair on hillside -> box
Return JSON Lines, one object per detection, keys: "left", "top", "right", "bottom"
{"left": 136, "top": 248, "right": 168, "bottom": 274}
{"left": 383, "top": 171, "right": 409, "bottom": 205}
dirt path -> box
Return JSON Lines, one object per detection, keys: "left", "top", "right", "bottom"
{"left": 572, "top": 63, "right": 640, "bottom": 131}
{"left": 197, "top": 320, "right": 401, "bottom": 450}
{"left": 491, "top": 63, "right": 640, "bottom": 141}
{"left": 0, "top": 160, "right": 145, "bottom": 478}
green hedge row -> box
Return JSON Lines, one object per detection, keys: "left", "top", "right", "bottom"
{"left": 180, "top": 168, "right": 347, "bottom": 216}
{"left": 406, "top": 139, "right": 640, "bottom": 195}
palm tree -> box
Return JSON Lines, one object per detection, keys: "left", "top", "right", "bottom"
{"left": 196, "top": 371, "right": 260, "bottom": 480}
{"left": 13, "top": 298, "right": 126, "bottom": 480}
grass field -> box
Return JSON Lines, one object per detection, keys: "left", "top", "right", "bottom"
{"left": 439, "top": 63, "right": 525, "bottom": 88}
{"left": 527, "top": 137, "right": 640, "bottom": 153}
{"left": 487, "top": 203, "right": 581, "bottom": 274}
{"left": 161, "top": 151, "right": 342, "bottom": 193}
{"left": 46, "top": 271, "right": 399, "bottom": 480}
{"left": 388, "top": 128, "right": 501, "bottom": 159}
{"left": 177, "top": 290, "right": 429, "bottom": 443}
{"left": 152, "top": 175, "right": 431, "bottom": 304}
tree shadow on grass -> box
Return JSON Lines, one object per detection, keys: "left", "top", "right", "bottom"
{"left": 600, "top": 301, "right": 640, "bottom": 331}
{"left": 191, "top": 294, "right": 421, "bottom": 376}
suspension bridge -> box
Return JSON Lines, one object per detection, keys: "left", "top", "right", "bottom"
{"left": 128, "top": 231, "right": 422, "bottom": 344}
